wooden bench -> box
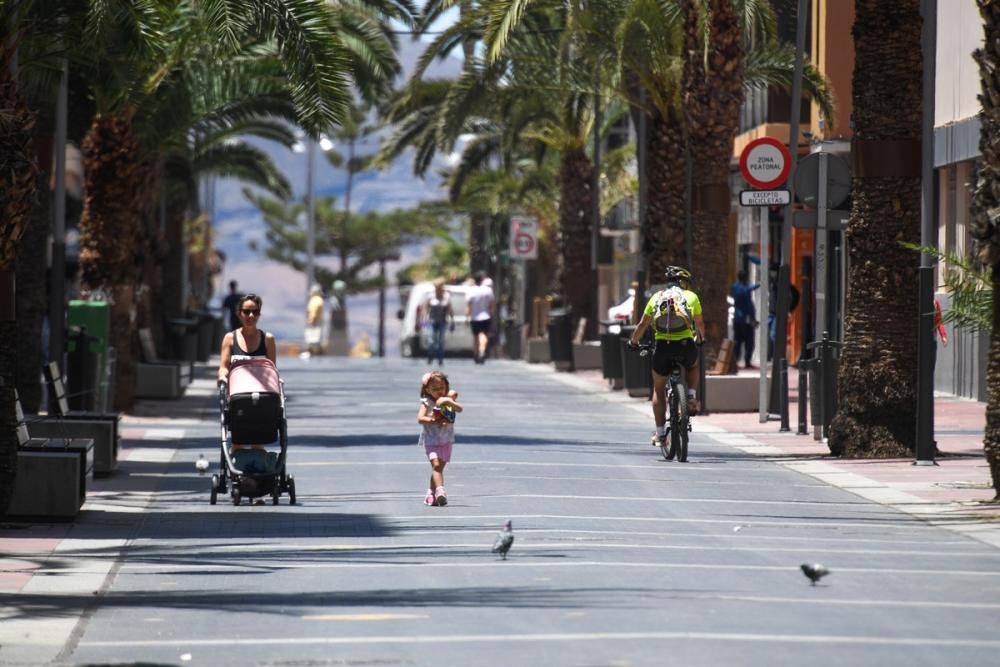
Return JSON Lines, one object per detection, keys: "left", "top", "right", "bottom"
{"left": 6, "top": 391, "right": 94, "bottom": 519}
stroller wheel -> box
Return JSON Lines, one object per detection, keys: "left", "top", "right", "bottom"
{"left": 288, "top": 476, "right": 296, "bottom": 505}
{"left": 210, "top": 474, "right": 219, "bottom": 505}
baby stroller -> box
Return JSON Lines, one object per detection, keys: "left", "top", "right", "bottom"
{"left": 210, "top": 357, "right": 296, "bottom": 505}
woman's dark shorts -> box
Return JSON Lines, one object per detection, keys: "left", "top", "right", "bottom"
{"left": 652, "top": 338, "right": 698, "bottom": 376}
{"left": 471, "top": 319, "right": 492, "bottom": 336}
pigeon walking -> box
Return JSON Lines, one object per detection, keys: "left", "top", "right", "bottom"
{"left": 492, "top": 520, "right": 514, "bottom": 560}
{"left": 800, "top": 563, "right": 830, "bottom": 585}
{"left": 195, "top": 454, "right": 209, "bottom": 475}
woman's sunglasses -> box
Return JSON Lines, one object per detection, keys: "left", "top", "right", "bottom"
{"left": 241, "top": 308, "right": 260, "bottom": 316}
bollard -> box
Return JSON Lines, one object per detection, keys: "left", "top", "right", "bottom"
{"left": 779, "top": 358, "right": 790, "bottom": 432}
{"left": 806, "top": 332, "right": 842, "bottom": 440}
{"left": 698, "top": 343, "right": 708, "bottom": 416}
{"left": 797, "top": 358, "right": 809, "bottom": 435}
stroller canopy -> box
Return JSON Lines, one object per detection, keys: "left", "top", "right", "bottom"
{"left": 229, "top": 357, "right": 281, "bottom": 396}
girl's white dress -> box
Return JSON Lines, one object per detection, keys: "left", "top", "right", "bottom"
{"left": 418, "top": 397, "right": 454, "bottom": 447}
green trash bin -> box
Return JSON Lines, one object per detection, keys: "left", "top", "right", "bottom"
{"left": 67, "top": 301, "right": 111, "bottom": 410}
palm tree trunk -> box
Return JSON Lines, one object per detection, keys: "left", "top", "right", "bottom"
{"left": 983, "top": 266, "right": 1000, "bottom": 498}
{"left": 15, "top": 168, "right": 48, "bottom": 413}
{"left": 558, "top": 148, "right": 594, "bottom": 328}
{"left": 468, "top": 212, "right": 491, "bottom": 274}
{"left": 0, "top": 45, "right": 39, "bottom": 514}
{"left": 972, "top": 0, "right": 1000, "bottom": 496}
{"left": 645, "top": 107, "right": 688, "bottom": 278}
{"left": 682, "top": 0, "right": 743, "bottom": 350}
{"left": 79, "top": 112, "right": 145, "bottom": 410}
{"left": 827, "top": 0, "right": 922, "bottom": 458}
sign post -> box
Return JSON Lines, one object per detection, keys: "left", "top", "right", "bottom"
{"left": 739, "top": 138, "right": 791, "bottom": 424}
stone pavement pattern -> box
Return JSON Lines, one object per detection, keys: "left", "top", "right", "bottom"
{"left": 1, "top": 358, "right": 999, "bottom": 666}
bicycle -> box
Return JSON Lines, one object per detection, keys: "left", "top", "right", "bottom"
{"left": 631, "top": 341, "right": 691, "bottom": 463}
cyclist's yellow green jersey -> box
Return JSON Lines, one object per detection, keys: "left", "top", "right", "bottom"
{"left": 643, "top": 288, "right": 702, "bottom": 341}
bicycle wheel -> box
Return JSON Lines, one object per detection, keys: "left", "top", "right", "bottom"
{"left": 676, "top": 377, "right": 689, "bottom": 463}
{"left": 664, "top": 388, "right": 679, "bottom": 461}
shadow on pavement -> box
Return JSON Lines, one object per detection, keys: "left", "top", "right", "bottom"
{"left": 1, "top": 584, "right": 665, "bottom": 622}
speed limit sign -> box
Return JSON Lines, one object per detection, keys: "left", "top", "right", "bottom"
{"left": 509, "top": 216, "right": 538, "bottom": 260}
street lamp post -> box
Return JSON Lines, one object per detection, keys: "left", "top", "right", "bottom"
{"left": 305, "top": 138, "right": 316, "bottom": 307}
{"left": 294, "top": 133, "right": 333, "bottom": 311}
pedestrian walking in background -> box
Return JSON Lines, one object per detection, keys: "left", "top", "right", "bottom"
{"left": 422, "top": 278, "right": 454, "bottom": 365}
{"left": 304, "top": 284, "right": 324, "bottom": 357}
{"left": 417, "top": 371, "right": 463, "bottom": 506}
{"left": 466, "top": 271, "right": 495, "bottom": 364}
{"left": 221, "top": 280, "right": 242, "bottom": 332}
{"left": 730, "top": 270, "right": 760, "bottom": 369}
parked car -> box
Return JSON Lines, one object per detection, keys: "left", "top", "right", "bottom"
{"left": 398, "top": 281, "right": 477, "bottom": 358}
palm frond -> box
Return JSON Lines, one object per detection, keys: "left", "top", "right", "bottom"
{"left": 194, "top": 142, "right": 292, "bottom": 199}
{"left": 483, "top": 0, "right": 534, "bottom": 64}
{"left": 743, "top": 42, "right": 834, "bottom": 126}
{"left": 903, "top": 243, "right": 992, "bottom": 333}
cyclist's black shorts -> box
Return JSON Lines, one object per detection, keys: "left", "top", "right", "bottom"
{"left": 652, "top": 338, "right": 698, "bottom": 376}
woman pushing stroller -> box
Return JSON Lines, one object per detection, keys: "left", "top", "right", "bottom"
{"left": 212, "top": 292, "right": 294, "bottom": 505}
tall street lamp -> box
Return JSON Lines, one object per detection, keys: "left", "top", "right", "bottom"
{"left": 292, "top": 133, "right": 334, "bottom": 308}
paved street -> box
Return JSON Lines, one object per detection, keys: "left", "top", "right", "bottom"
{"left": 3, "top": 357, "right": 1000, "bottom": 666}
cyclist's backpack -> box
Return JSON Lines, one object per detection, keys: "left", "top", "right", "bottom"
{"left": 652, "top": 286, "right": 693, "bottom": 334}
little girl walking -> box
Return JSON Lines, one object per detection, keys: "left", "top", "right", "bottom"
{"left": 417, "top": 370, "right": 463, "bottom": 506}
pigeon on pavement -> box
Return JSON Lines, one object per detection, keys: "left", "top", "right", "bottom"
{"left": 195, "top": 454, "right": 209, "bottom": 474}
{"left": 492, "top": 520, "right": 514, "bottom": 560}
{"left": 800, "top": 563, "right": 830, "bottom": 585}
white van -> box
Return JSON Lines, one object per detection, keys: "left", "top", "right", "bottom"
{"left": 398, "top": 281, "right": 477, "bottom": 358}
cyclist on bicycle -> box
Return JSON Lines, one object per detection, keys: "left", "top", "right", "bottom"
{"left": 629, "top": 266, "right": 706, "bottom": 446}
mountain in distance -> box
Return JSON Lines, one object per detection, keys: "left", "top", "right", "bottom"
{"left": 212, "top": 37, "right": 464, "bottom": 354}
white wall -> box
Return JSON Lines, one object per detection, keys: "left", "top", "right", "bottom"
{"left": 935, "top": 0, "right": 983, "bottom": 127}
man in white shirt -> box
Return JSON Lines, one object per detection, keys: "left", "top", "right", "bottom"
{"left": 465, "top": 271, "right": 495, "bottom": 364}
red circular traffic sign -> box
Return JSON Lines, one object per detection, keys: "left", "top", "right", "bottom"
{"left": 514, "top": 233, "right": 535, "bottom": 255}
{"left": 739, "top": 137, "right": 791, "bottom": 189}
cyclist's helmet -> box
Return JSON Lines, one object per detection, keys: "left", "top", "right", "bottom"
{"left": 664, "top": 265, "right": 692, "bottom": 288}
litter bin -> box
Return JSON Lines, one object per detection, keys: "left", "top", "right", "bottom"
{"left": 547, "top": 308, "right": 574, "bottom": 371}
{"left": 67, "top": 301, "right": 111, "bottom": 409}
{"left": 620, "top": 325, "right": 652, "bottom": 398}
{"left": 166, "top": 318, "right": 199, "bottom": 362}
{"left": 66, "top": 326, "right": 100, "bottom": 411}
{"left": 600, "top": 320, "right": 625, "bottom": 389}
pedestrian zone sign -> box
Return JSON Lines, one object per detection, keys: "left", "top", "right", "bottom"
{"left": 740, "top": 189, "right": 791, "bottom": 207}
{"left": 509, "top": 216, "right": 538, "bottom": 260}
{"left": 739, "top": 137, "right": 791, "bottom": 190}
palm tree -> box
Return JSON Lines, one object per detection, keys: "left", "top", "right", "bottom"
{"left": 0, "top": 42, "right": 40, "bottom": 513}
{"left": 74, "top": 0, "right": 356, "bottom": 409}
{"left": 678, "top": 0, "right": 831, "bottom": 349}
{"left": 403, "top": 3, "right": 608, "bottom": 327}
{"left": 827, "top": 0, "right": 923, "bottom": 458}
{"left": 970, "top": 0, "right": 1000, "bottom": 496}
{"left": 679, "top": 0, "right": 743, "bottom": 347}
